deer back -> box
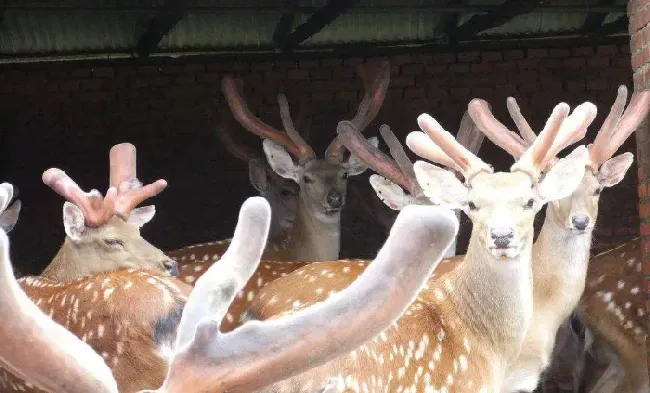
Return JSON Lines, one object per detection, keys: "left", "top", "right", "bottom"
{"left": 0, "top": 269, "right": 191, "bottom": 393}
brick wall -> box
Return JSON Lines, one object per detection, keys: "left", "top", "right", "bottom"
{"left": 628, "top": 0, "right": 650, "bottom": 379}
{"left": 0, "top": 43, "right": 638, "bottom": 278}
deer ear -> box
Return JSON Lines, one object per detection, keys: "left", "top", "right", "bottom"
{"left": 369, "top": 174, "right": 412, "bottom": 211}
{"left": 0, "top": 200, "right": 21, "bottom": 234}
{"left": 413, "top": 161, "right": 468, "bottom": 210}
{"left": 127, "top": 206, "right": 156, "bottom": 228}
{"left": 537, "top": 145, "right": 588, "bottom": 203}
{"left": 248, "top": 160, "right": 270, "bottom": 193}
{"left": 262, "top": 139, "right": 301, "bottom": 182}
{"left": 597, "top": 152, "right": 634, "bottom": 188}
{"left": 63, "top": 202, "right": 86, "bottom": 242}
{"left": 344, "top": 137, "right": 379, "bottom": 177}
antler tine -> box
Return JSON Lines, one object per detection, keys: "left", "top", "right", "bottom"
{"left": 108, "top": 143, "right": 168, "bottom": 219}
{"left": 42, "top": 168, "right": 116, "bottom": 227}
{"left": 278, "top": 93, "right": 316, "bottom": 162}
{"left": 405, "top": 132, "right": 462, "bottom": 172}
{"left": 541, "top": 102, "right": 597, "bottom": 167}
{"left": 222, "top": 76, "right": 303, "bottom": 158}
{"left": 160, "top": 203, "right": 459, "bottom": 393}
{"left": 456, "top": 109, "right": 486, "bottom": 156}
{"left": 379, "top": 124, "right": 418, "bottom": 186}
{"left": 217, "top": 109, "right": 263, "bottom": 164}
{"left": 469, "top": 98, "right": 528, "bottom": 159}
{"left": 109, "top": 143, "right": 137, "bottom": 189}
{"left": 598, "top": 88, "right": 650, "bottom": 165}
{"left": 0, "top": 230, "right": 119, "bottom": 393}
{"left": 326, "top": 59, "right": 391, "bottom": 162}
{"left": 411, "top": 113, "right": 492, "bottom": 181}
{"left": 510, "top": 102, "right": 570, "bottom": 179}
{"left": 506, "top": 97, "right": 537, "bottom": 145}
{"left": 336, "top": 121, "right": 418, "bottom": 194}
{"left": 589, "top": 85, "right": 628, "bottom": 166}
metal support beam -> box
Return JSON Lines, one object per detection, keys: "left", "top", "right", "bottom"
{"left": 272, "top": 0, "right": 299, "bottom": 52}
{"left": 274, "top": 0, "right": 358, "bottom": 53}
{"left": 595, "top": 14, "right": 628, "bottom": 37}
{"left": 451, "top": 0, "right": 542, "bottom": 40}
{"left": 579, "top": 0, "right": 619, "bottom": 34}
{"left": 135, "top": 0, "right": 194, "bottom": 59}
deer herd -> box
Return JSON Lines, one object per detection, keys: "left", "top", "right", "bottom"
{"left": 0, "top": 59, "right": 648, "bottom": 393}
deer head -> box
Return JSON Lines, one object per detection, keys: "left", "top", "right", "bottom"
{"left": 41, "top": 143, "right": 178, "bottom": 282}
{"left": 477, "top": 86, "right": 650, "bottom": 234}
{"left": 0, "top": 195, "right": 460, "bottom": 393}
{"left": 221, "top": 60, "right": 389, "bottom": 222}
{"left": 0, "top": 183, "right": 21, "bottom": 234}
{"left": 406, "top": 99, "right": 597, "bottom": 260}
{"left": 217, "top": 109, "right": 299, "bottom": 238}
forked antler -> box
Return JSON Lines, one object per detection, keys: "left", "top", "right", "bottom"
{"left": 326, "top": 59, "right": 392, "bottom": 163}
{"left": 0, "top": 196, "right": 460, "bottom": 393}
{"left": 42, "top": 168, "right": 117, "bottom": 227}
{"left": 109, "top": 143, "right": 168, "bottom": 219}
{"left": 336, "top": 121, "right": 421, "bottom": 196}
{"left": 222, "top": 77, "right": 315, "bottom": 162}
{"left": 466, "top": 98, "right": 597, "bottom": 179}
{"left": 587, "top": 86, "right": 650, "bottom": 169}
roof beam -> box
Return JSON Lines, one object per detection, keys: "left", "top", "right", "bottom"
{"left": 135, "top": 0, "right": 194, "bottom": 59}
{"left": 450, "top": 0, "right": 541, "bottom": 41}
{"left": 274, "top": 0, "right": 358, "bottom": 53}
{"left": 595, "top": 14, "right": 628, "bottom": 37}
{"left": 579, "top": 0, "right": 618, "bottom": 35}
{"left": 272, "top": 0, "right": 299, "bottom": 51}
{"left": 432, "top": 0, "right": 463, "bottom": 44}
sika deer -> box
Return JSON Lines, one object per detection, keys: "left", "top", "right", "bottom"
{"left": 218, "top": 60, "right": 389, "bottom": 262}
{"left": 166, "top": 110, "right": 300, "bottom": 271}
{"left": 249, "top": 100, "right": 594, "bottom": 393}
{"left": 465, "top": 86, "right": 650, "bottom": 392}
{"left": 0, "top": 193, "right": 461, "bottom": 393}
{"left": 40, "top": 143, "right": 177, "bottom": 282}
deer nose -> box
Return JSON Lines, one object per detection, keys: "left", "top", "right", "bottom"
{"left": 326, "top": 191, "right": 343, "bottom": 209}
{"left": 571, "top": 215, "right": 590, "bottom": 231}
{"left": 490, "top": 227, "right": 514, "bottom": 249}
{"left": 163, "top": 259, "right": 179, "bottom": 276}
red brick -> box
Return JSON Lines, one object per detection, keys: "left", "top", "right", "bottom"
{"left": 311, "top": 91, "right": 334, "bottom": 102}
{"left": 471, "top": 63, "right": 492, "bottom": 73}
{"left": 425, "top": 64, "right": 447, "bottom": 74}
{"left": 149, "top": 76, "right": 170, "bottom": 87}
{"left": 138, "top": 66, "right": 162, "bottom": 74}
{"left": 640, "top": 183, "right": 649, "bottom": 198}
{"left": 612, "top": 57, "right": 631, "bottom": 68}
{"left": 81, "top": 79, "right": 103, "bottom": 91}
{"left": 481, "top": 51, "right": 502, "bottom": 62}
{"left": 183, "top": 64, "right": 205, "bottom": 73}
{"left": 450, "top": 87, "right": 471, "bottom": 97}
{"left": 129, "top": 76, "right": 148, "bottom": 89}
{"left": 404, "top": 87, "right": 426, "bottom": 99}
{"left": 333, "top": 67, "right": 355, "bottom": 79}
{"left": 566, "top": 80, "right": 585, "bottom": 92}
{"left": 458, "top": 51, "right": 480, "bottom": 62}
{"left": 641, "top": 222, "right": 650, "bottom": 236}
{"left": 573, "top": 46, "right": 595, "bottom": 57}
{"left": 632, "top": 46, "right": 650, "bottom": 70}
{"left": 287, "top": 70, "right": 309, "bottom": 80}
{"left": 431, "top": 53, "right": 456, "bottom": 64}
{"left": 518, "top": 58, "right": 540, "bottom": 69}
{"left": 401, "top": 64, "right": 425, "bottom": 76}
{"left": 503, "top": 49, "right": 524, "bottom": 60}
{"left": 450, "top": 64, "right": 470, "bottom": 73}
{"left": 60, "top": 80, "right": 80, "bottom": 92}
{"left": 91, "top": 68, "right": 114, "bottom": 78}
{"left": 197, "top": 72, "right": 221, "bottom": 84}
{"left": 393, "top": 54, "right": 413, "bottom": 65}
{"left": 251, "top": 62, "right": 273, "bottom": 72}
{"left": 621, "top": 43, "right": 631, "bottom": 54}
{"left": 116, "top": 67, "right": 136, "bottom": 76}
{"left": 588, "top": 57, "right": 611, "bottom": 68}
{"left": 598, "top": 45, "right": 619, "bottom": 55}
{"left": 321, "top": 58, "right": 342, "bottom": 67}
{"left": 563, "top": 58, "right": 586, "bottom": 68}
{"left": 528, "top": 48, "right": 548, "bottom": 58}
{"left": 343, "top": 57, "right": 363, "bottom": 66}
{"left": 549, "top": 48, "right": 571, "bottom": 58}
{"left": 390, "top": 76, "right": 415, "bottom": 87}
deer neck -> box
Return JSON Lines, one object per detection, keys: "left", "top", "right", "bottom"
{"left": 286, "top": 196, "right": 341, "bottom": 262}
{"left": 42, "top": 239, "right": 88, "bottom": 282}
{"left": 531, "top": 206, "right": 593, "bottom": 320}
{"left": 445, "top": 234, "right": 534, "bottom": 360}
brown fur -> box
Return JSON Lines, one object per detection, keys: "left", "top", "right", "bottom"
{"left": 0, "top": 269, "right": 191, "bottom": 393}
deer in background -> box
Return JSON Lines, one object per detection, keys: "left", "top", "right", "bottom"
{"left": 166, "top": 110, "right": 300, "bottom": 274}
{"left": 248, "top": 100, "right": 594, "bottom": 393}
{"left": 464, "top": 86, "right": 649, "bottom": 393}
{"left": 218, "top": 59, "right": 389, "bottom": 262}
{"left": 0, "top": 192, "right": 461, "bottom": 393}
{"left": 353, "top": 110, "right": 485, "bottom": 258}
{"left": 39, "top": 143, "right": 177, "bottom": 282}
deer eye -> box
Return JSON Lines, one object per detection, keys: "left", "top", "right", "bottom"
{"left": 104, "top": 239, "right": 124, "bottom": 248}
{"left": 281, "top": 188, "right": 298, "bottom": 197}
{"left": 524, "top": 198, "right": 534, "bottom": 210}
{"left": 341, "top": 172, "right": 349, "bottom": 180}
{"left": 593, "top": 188, "right": 602, "bottom": 196}
{"left": 302, "top": 175, "right": 314, "bottom": 184}
{"left": 468, "top": 201, "right": 478, "bottom": 211}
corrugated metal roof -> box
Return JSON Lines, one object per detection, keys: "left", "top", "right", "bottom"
{"left": 0, "top": 0, "right": 629, "bottom": 59}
